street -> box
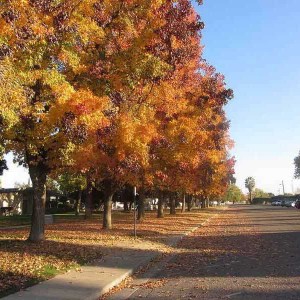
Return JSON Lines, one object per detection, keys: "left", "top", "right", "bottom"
{"left": 109, "top": 205, "right": 300, "bottom": 299}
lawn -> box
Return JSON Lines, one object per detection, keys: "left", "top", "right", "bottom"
{"left": 0, "top": 208, "right": 219, "bottom": 297}
{"left": 0, "top": 215, "right": 31, "bottom": 227}
{"left": 0, "top": 212, "right": 93, "bottom": 227}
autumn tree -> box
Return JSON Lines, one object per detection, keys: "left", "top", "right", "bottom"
{"left": 0, "top": 0, "right": 173, "bottom": 237}
{"left": 143, "top": 0, "right": 207, "bottom": 215}
{"left": 149, "top": 61, "right": 234, "bottom": 211}
{"left": 138, "top": 0, "right": 235, "bottom": 216}
{"left": 66, "top": 1, "right": 174, "bottom": 229}
{"left": 68, "top": 0, "right": 208, "bottom": 226}
{"left": 0, "top": 0, "right": 234, "bottom": 236}
{"left": 0, "top": 0, "right": 110, "bottom": 241}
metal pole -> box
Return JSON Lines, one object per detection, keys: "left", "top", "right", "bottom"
{"left": 133, "top": 186, "right": 137, "bottom": 238}
{"left": 282, "top": 180, "right": 285, "bottom": 195}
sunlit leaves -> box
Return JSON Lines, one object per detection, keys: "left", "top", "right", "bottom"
{"left": 0, "top": 0, "right": 234, "bottom": 234}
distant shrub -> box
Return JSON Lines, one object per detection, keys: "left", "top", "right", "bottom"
{"left": 252, "top": 198, "right": 272, "bottom": 205}
{"left": 46, "top": 207, "right": 74, "bottom": 214}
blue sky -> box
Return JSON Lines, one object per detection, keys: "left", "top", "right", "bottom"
{"left": 196, "top": 0, "right": 300, "bottom": 194}
{"left": 1, "top": 1, "right": 300, "bottom": 195}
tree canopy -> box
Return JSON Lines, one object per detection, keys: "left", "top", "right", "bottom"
{"left": 224, "top": 184, "right": 244, "bottom": 203}
{"left": 0, "top": 0, "right": 234, "bottom": 241}
{"left": 245, "top": 177, "right": 255, "bottom": 203}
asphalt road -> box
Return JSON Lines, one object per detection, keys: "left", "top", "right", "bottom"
{"left": 109, "top": 205, "right": 300, "bottom": 300}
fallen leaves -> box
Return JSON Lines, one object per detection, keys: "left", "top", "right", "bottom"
{"left": 0, "top": 209, "right": 215, "bottom": 297}
{"left": 137, "top": 278, "right": 169, "bottom": 289}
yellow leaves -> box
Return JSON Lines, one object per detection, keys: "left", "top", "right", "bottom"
{"left": 31, "top": 22, "right": 48, "bottom": 37}
{"left": 70, "top": 89, "right": 110, "bottom": 131}
{"left": 0, "top": 59, "right": 27, "bottom": 127}
{"left": 114, "top": 114, "right": 144, "bottom": 159}
{"left": 0, "top": 0, "right": 233, "bottom": 197}
{"left": 58, "top": 48, "right": 87, "bottom": 74}
{"left": 43, "top": 69, "right": 72, "bottom": 92}
{"left": 71, "top": 14, "right": 105, "bottom": 45}
{"left": 0, "top": 19, "right": 13, "bottom": 39}
{"left": 140, "top": 53, "right": 170, "bottom": 79}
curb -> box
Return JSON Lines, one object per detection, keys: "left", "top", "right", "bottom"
{"left": 91, "top": 253, "right": 158, "bottom": 300}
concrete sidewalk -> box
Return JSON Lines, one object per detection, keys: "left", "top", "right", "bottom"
{"left": 2, "top": 215, "right": 216, "bottom": 300}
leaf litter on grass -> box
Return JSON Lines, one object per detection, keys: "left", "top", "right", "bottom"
{"left": 0, "top": 209, "right": 216, "bottom": 297}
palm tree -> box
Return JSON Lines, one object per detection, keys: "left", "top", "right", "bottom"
{"left": 245, "top": 177, "right": 255, "bottom": 204}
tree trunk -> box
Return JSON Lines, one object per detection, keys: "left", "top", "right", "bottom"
{"left": 123, "top": 201, "right": 129, "bottom": 212}
{"left": 102, "top": 180, "right": 116, "bottom": 229}
{"left": 75, "top": 190, "right": 82, "bottom": 216}
{"left": 187, "top": 195, "right": 193, "bottom": 211}
{"left": 206, "top": 197, "right": 210, "bottom": 208}
{"left": 137, "top": 188, "right": 145, "bottom": 221}
{"left": 85, "top": 178, "right": 93, "bottom": 219}
{"left": 200, "top": 196, "right": 208, "bottom": 208}
{"left": 170, "top": 194, "right": 176, "bottom": 215}
{"left": 157, "top": 196, "right": 164, "bottom": 218}
{"left": 28, "top": 163, "right": 47, "bottom": 243}
{"left": 103, "top": 193, "right": 113, "bottom": 229}
{"left": 201, "top": 196, "right": 205, "bottom": 208}
{"left": 181, "top": 193, "right": 186, "bottom": 213}
{"left": 129, "top": 201, "right": 133, "bottom": 211}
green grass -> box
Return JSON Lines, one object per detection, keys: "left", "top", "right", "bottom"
{"left": 0, "top": 213, "right": 84, "bottom": 227}
{"left": 1, "top": 209, "right": 206, "bottom": 227}
{"left": 0, "top": 215, "right": 31, "bottom": 227}
{"left": 0, "top": 265, "right": 69, "bottom": 298}
{"left": 0, "top": 212, "right": 97, "bottom": 227}
{"left": 38, "top": 265, "right": 61, "bottom": 278}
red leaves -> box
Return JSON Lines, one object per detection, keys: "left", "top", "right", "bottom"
{"left": 1, "top": 9, "right": 19, "bottom": 24}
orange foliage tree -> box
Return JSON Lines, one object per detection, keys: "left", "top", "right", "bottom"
{"left": 0, "top": 0, "right": 235, "bottom": 238}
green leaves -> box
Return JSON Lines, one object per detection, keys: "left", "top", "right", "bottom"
{"left": 294, "top": 151, "right": 300, "bottom": 178}
{"left": 245, "top": 177, "right": 255, "bottom": 192}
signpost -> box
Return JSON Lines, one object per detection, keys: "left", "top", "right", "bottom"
{"left": 133, "top": 186, "right": 137, "bottom": 238}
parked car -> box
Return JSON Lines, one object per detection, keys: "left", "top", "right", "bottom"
{"left": 0, "top": 206, "right": 14, "bottom": 216}
{"left": 295, "top": 200, "right": 300, "bottom": 209}
{"left": 284, "top": 200, "right": 294, "bottom": 207}
{"left": 271, "top": 201, "right": 279, "bottom": 206}
{"left": 281, "top": 200, "right": 287, "bottom": 207}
